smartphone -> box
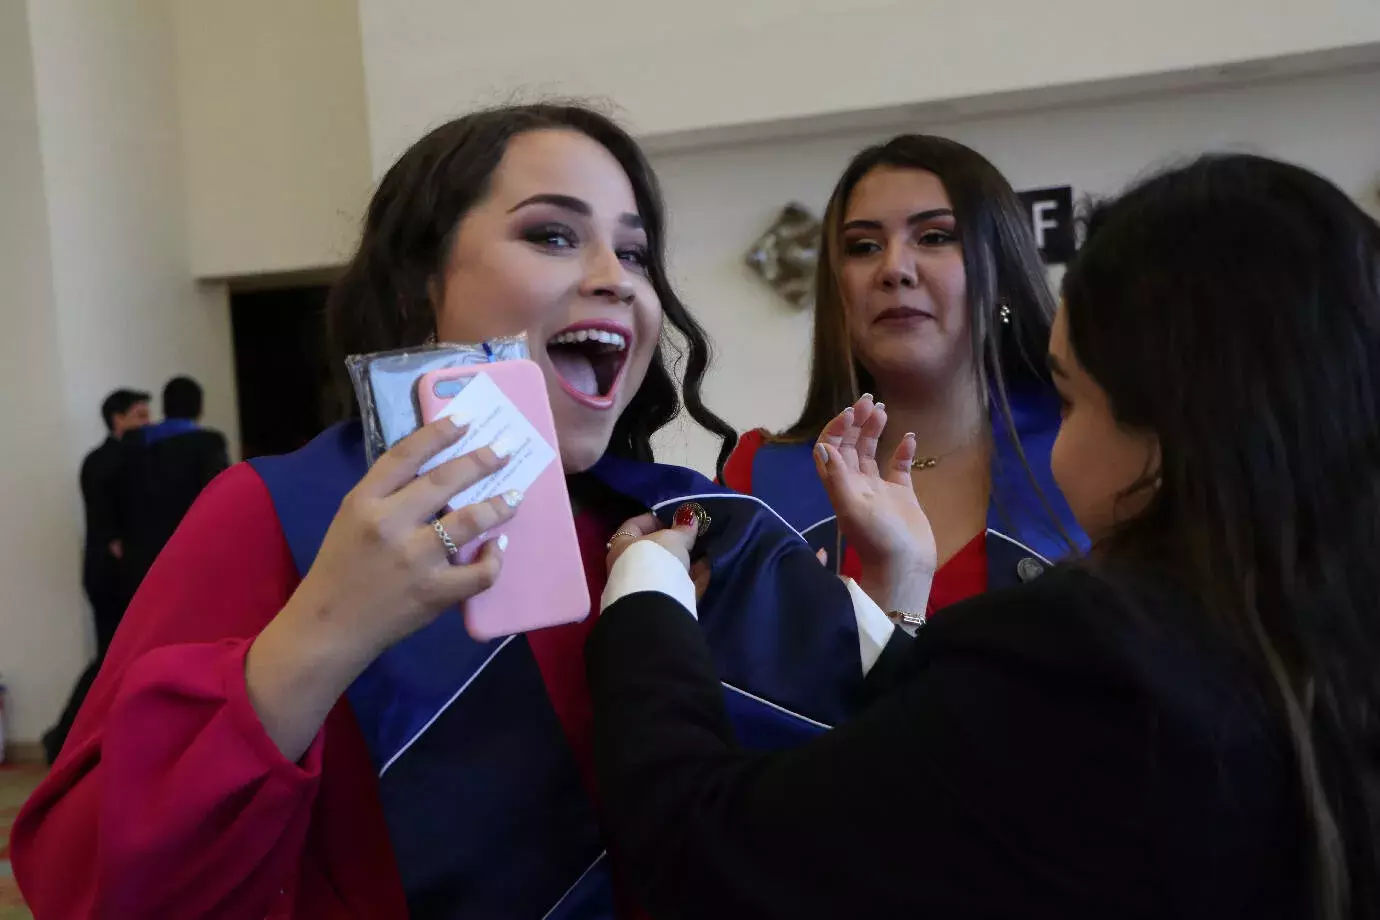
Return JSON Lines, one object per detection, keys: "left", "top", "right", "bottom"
{"left": 416, "top": 362, "right": 589, "bottom": 640}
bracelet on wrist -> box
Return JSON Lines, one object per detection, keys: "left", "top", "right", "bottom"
{"left": 886, "top": 609, "right": 927, "bottom": 629}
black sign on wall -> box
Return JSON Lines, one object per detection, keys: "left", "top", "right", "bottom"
{"left": 1017, "top": 186, "right": 1075, "bottom": 265}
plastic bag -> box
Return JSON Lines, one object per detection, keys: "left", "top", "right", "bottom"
{"left": 345, "top": 335, "right": 530, "bottom": 466}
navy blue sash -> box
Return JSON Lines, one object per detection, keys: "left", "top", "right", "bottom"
{"left": 251, "top": 423, "right": 861, "bottom": 919}
{"left": 751, "top": 387, "right": 1086, "bottom": 591}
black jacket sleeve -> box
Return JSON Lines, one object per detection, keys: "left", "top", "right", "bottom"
{"left": 586, "top": 573, "right": 1296, "bottom": 920}
{"left": 200, "top": 432, "right": 230, "bottom": 489}
{"left": 80, "top": 444, "right": 122, "bottom": 551}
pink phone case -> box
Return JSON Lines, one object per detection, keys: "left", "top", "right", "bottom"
{"left": 416, "top": 362, "right": 589, "bottom": 640}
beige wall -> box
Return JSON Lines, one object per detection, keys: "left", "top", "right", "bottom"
{"left": 171, "top": 0, "right": 373, "bottom": 279}
{"left": 0, "top": 0, "right": 91, "bottom": 745}
{"left": 648, "top": 67, "right": 1380, "bottom": 474}
{"left": 1, "top": 0, "right": 238, "bottom": 741}
{"left": 28, "top": 0, "right": 239, "bottom": 456}
{"left": 357, "top": 0, "right": 1380, "bottom": 170}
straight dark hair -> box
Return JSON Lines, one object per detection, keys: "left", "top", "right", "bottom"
{"left": 776, "top": 134, "right": 1056, "bottom": 444}
{"left": 1063, "top": 154, "right": 1380, "bottom": 919}
{"left": 162, "top": 376, "right": 203, "bottom": 421}
{"left": 326, "top": 103, "right": 736, "bottom": 476}
{"left": 101, "top": 388, "right": 150, "bottom": 432}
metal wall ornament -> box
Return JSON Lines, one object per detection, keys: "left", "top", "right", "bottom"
{"left": 744, "top": 202, "right": 822, "bottom": 309}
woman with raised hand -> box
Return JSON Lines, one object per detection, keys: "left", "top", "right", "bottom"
{"left": 724, "top": 135, "right": 1083, "bottom": 618}
{"left": 590, "top": 154, "right": 1380, "bottom": 919}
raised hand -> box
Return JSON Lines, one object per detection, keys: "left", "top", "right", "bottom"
{"left": 814, "top": 395, "right": 937, "bottom": 616}
{"left": 246, "top": 417, "right": 522, "bottom": 761}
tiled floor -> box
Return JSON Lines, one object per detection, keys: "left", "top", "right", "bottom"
{"left": 0, "top": 764, "right": 43, "bottom": 920}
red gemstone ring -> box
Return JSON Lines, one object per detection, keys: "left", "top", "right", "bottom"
{"left": 673, "top": 502, "right": 712, "bottom": 537}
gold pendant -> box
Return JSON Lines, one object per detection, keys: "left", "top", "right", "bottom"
{"left": 912, "top": 456, "right": 939, "bottom": 471}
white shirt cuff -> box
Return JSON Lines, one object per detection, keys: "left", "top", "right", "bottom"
{"left": 601, "top": 540, "right": 698, "bottom": 620}
{"left": 843, "top": 577, "right": 896, "bottom": 675}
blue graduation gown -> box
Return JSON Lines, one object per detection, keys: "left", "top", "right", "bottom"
{"left": 250, "top": 421, "right": 877, "bottom": 919}
{"left": 746, "top": 388, "right": 1085, "bottom": 592}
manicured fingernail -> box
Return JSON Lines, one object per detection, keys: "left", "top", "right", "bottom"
{"left": 843, "top": 408, "right": 854, "bottom": 422}
{"left": 491, "top": 435, "right": 517, "bottom": 459}
{"left": 496, "top": 534, "right": 509, "bottom": 552}
{"left": 905, "top": 431, "right": 916, "bottom": 441}
{"left": 502, "top": 490, "right": 524, "bottom": 508}
{"left": 875, "top": 402, "right": 886, "bottom": 412}
{"left": 815, "top": 444, "right": 830, "bottom": 465}
{"left": 448, "top": 416, "right": 467, "bottom": 431}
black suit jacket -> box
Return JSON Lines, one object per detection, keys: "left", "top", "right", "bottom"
{"left": 117, "top": 426, "right": 229, "bottom": 586}
{"left": 79, "top": 437, "right": 124, "bottom": 592}
{"left": 587, "top": 567, "right": 1306, "bottom": 919}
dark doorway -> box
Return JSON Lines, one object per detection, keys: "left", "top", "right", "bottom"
{"left": 230, "top": 285, "right": 338, "bottom": 459}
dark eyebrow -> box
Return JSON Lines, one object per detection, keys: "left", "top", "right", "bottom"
{"left": 509, "top": 193, "right": 644, "bottom": 230}
{"left": 841, "top": 208, "right": 955, "bottom": 233}
{"left": 1046, "top": 353, "right": 1068, "bottom": 378}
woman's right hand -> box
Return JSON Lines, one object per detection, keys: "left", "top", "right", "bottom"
{"left": 246, "top": 417, "right": 522, "bottom": 761}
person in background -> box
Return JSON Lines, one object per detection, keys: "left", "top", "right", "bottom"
{"left": 117, "top": 375, "right": 229, "bottom": 592}
{"left": 81, "top": 388, "right": 150, "bottom": 652}
{"left": 41, "top": 389, "right": 152, "bottom": 764}
{"left": 587, "top": 154, "right": 1380, "bottom": 918}
{"left": 722, "top": 135, "right": 1083, "bottom": 618}
{"left": 15, "top": 103, "right": 908, "bottom": 919}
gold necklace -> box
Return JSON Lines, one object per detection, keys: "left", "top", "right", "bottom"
{"left": 911, "top": 432, "right": 983, "bottom": 471}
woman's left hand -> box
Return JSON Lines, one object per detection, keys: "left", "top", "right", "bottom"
{"left": 815, "top": 395, "right": 937, "bottom": 614}
{"left": 607, "top": 513, "right": 712, "bottom": 599}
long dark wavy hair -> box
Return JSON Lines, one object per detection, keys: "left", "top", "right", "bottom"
{"left": 326, "top": 103, "right": 736, "bottom": 475}
{"left": 1063, "top": 154, "right": 1380, "bottom": 919}
{"left": 776, "top": 134, "right": 1056, "bottom": 444}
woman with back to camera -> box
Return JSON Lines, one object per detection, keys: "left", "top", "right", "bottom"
{"left": 14, "top": 103, "right": 906, "bottom": 919}
{"left": 588, "top": 154, "right": 1380, "bottom": 918}
{"left": 723, "top": 135, "right": 1083, "bottom": 618}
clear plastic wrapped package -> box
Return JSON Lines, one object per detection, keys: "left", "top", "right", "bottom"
{"left": 345, "top": 335, "right": 530, "bottom": 466}
{"left": 343, "top": 333, "right": 590, "bottom": 639}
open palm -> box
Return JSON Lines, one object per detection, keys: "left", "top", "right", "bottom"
{"left": 814, "top": 396, "right": 938, "bottom": 594}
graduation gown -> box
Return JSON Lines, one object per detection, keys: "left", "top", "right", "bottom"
{"left": 723, "top": 387, "right": 1086, "bottom": 592}
{"left": 13, "top": 421, "right": 882, "bottom": 919}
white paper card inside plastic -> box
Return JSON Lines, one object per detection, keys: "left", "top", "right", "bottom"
{"left": 419, "top": 372, "right": 557, "bottom": 512}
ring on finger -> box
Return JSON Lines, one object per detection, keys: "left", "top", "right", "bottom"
{"left": 605, "top": 530, "right": 641, "bottom": 551}
{"left": 433, "top": 519, "right": 461, "bottom": 559}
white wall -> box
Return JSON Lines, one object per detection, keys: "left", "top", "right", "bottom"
{"left": 0, "top": 0, "right": 239, "bottom": 742}
{"left": 357, "top": 0, "right": 1380, "bottom": 171}
{"left": 648, "top": 67, "right": 1380, "bottom": 474}
{"left": 0, "top": 0, "right": 90, "bottom": 746}
{"left": 171, "top": 0, "right": 373, "bottom": 278}
{"left": 28, "top": 0, "right": 239, "bottom": 456}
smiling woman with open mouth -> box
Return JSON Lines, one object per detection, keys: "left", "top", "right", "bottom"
{"left": 13, "top": 103, "right": 921, "bottom": 920}
{"left": 546, "top": 321, "right": 632, "bottom": 410}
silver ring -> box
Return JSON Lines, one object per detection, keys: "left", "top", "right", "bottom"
{"left": 432, "top": 519, "right": 460, "bottom": 558}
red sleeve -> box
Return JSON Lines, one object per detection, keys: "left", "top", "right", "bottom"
{"left": 11, "top": 464, "right": 327, "bottom": 919}
{"left": 720, "top": 429, "right": 767, "bottom": 493}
